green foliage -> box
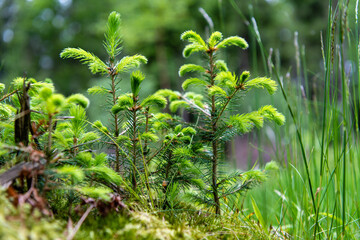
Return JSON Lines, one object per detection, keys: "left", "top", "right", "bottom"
{"left": 180, "top": 30, "right": 206, "bottom": 47}
{"left": 53, "top": 105, "right": 99, "bottom": 150}
{"left": 141, "top": 132, "right": 159, "bottom": 142}
{"left": 4, "top": 1, "right": 357, "bottom": 238}
{"left": 208, "top": 31, "right": 223, "bottom": 47}
{"left": 60, "top": 48, "right": 108, "bottom": 74}
{"left": 117, "top": 94, "right": 134, "bottom": 107}
{"left": 239, "top": 71, "right": 250, "bottom": 84}
{"left": 93, "top": 120, "right": 105, "bottom": 129}
{"left": 78, "top": 187, "right": 112, "bottom": 201}
{"left": 244, "top": 77, "right": 277, "bottom": 94}
{"left": 169, "top": 100, "right": 189, "bottom": 112}
{"left": 130, "top": 70, "right": 145, "bottom": 96}
{"left": 47, "top": 94, "right": 65, "bottom": 111}
{"left": 214, "top": 71, "right": 237, "bottom": 86}
{"left": 61, "top": 11, "right": 150, "bottom": 177}
{"left": 264, "top": 160, "right": 279, "bottom": 172}
{"left": 12, "top": 77, "right": 54, "bottom": 97}
{"left": 182, "top": 44, "right": 207, "bottom": 58}
{"left": 178, "top": 64, "right": 205, "bottom": 77}
{"left": 66, "top": 93, "right": 90, "bottom": 108}
{"left": 57, "top": 165, "right": 85, "bottom": 182}
{"left": 140, "top": 95, "right": 167, "bottom": 109}
{"left": 251, "top": 196, "right": 268, "bottom": 235}
{"left": 181, "top": 127, "right": 196, "bottom": 135}
{"left": 215, "top": 60, "right": 228, "bottom": 72}
{"left": 39, "top": 87, "right": 53, "bottom": 100}
{"left": 216, "top": 36, "right": 249, "bottom": 49}
{"left": 177, "top": 29, "right": 285, "bottom": 214}
{"left": 229, "top": 112, "right": 263, "bottom": 133}
{"left": 115, "top": 55, "right": 148, "bottom": 74}
{"left": 258, "top": 105, "right": 286, "bottom": 125}
{"left": 208, "top": 85, "right": 227, "bottom": 97}
{"left": 88, "top": 86, "right": 109, "bottom": 95}
{"left": 229, "top": 105, "right": 284, "bottom": 134}
{"left": 182, "top": 78, "right": 207, "bottom": 90}
{"left": 0, "top": 103, "right": 16, "bottom": 119}
{"left": 155, "top": 89, "right": 180, "bottom": 101}
{"left": 104, "top": 11, "right": 122, "bottom": 59}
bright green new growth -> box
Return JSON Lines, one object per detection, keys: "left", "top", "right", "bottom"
{"left": 182, "top": 78, "right": 207, "bottom": 90}
{"left": 60, "top": 48, "right": 108, "bottom": 74}
{"left": 60, "top": 13, "right": 147, "bottom": 76}
{"left": 245, "top": 77, "right": 278, "bottom": 95}
{"left": 216, "top": 36, "right": 249, "bottom": 49}
{"left": 140, "top": 95, "right": 167, "bottom": 109}
{"left": 39, "top": 87, "right": 53, "bottom": 100}
{"left": 66, "top": 93, "right": 90, "bottom": 108}
{"left": 104, "top": 11, "right": 122, "bottom": 60}
{"left": 46, "top": 94, "right": 65, "bottom": 114}
{"left": 177, "top": 30, "right": 285, "bottom": 214}
{"left": 180, "top": 30, "right": 206, "bottom": 47}
{"left": 178, "top": 64, "right": 205, "bottom": 77}
{"left": 208, "top": 31, "right": 223, "bottom": 47}
{"left": 131, "top": 70, "right": 145, "bottom": 96}
{"left": 61, "top": 11, "right": 147, "bottom": 173}
{"left": 115, "top": 55, "right": 148, "bottom": 73}
{"left": 229, "top": 105, "right": 285, "bottom": 133}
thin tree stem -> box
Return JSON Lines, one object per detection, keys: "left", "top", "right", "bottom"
{"left": 110, "top": 68, "right": 121, "bottom": 173}
{"left": 144, "top": 107, "right": 150, "bottom": 154}
{"left": 214, "top": 87, "right": 241, "bottom": 126}
{"left": 131, "top": 96, "right": 139, "bottom": 189}
{"left": 209, "top": 50, "right": 221, "bottom": 215}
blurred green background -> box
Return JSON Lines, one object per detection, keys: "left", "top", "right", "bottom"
{"left": 0, "top": 0, "right": 328, "bottom": 95}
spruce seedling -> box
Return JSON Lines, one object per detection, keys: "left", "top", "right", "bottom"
{"left": 176, "top": 30, "right": 285, "bottom": 214}
{"left": 148, "top": 114, "right": 202, "bottom": 208}
{"left": 61, "top": 12, "right": 147, "bottom": 173}
{"left": 111, "top": 70, "right": 167, "bottom": 189}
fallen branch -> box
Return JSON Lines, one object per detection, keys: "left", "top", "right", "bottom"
{"left": 0, "top": 161, "right": 44, "bottom": 187}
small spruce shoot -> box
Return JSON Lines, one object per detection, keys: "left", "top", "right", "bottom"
{"left": 111, "top": 70, "right": 167, "bottom": 189}
{"left": 60, "top": 12, "right": 147, "bottom": 173}
{"left": 177, "top": 30, "right": 285, "bottom": 215}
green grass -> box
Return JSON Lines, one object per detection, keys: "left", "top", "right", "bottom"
{"left": 230, "top": 0, "right": 360, "bottom": 238}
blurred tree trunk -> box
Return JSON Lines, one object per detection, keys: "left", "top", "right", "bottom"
{"left": 15, "top": 81, "right": 31, "bottom": 147}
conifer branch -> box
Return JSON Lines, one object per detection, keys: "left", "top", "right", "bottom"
{"left": 64, "top": 138, "right": 101, "bottom": 151}
{"left": 130, "top": 95, "right": 139, "bottom": 189}
{"left": 0, "top": 90, "right": 18, "bottom": 102}
{"left": 146, "top": 136, "right": 177, "bottom": 165}
{"left": 60, "top": 48, "right": 108, "bottom": 74}
{"left": 214, "top": 86, "right": 243, "bottom": 126}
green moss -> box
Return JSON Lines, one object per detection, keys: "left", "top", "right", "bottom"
{"left": 0, "top": 190, "right": 64, "bottom": 240}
